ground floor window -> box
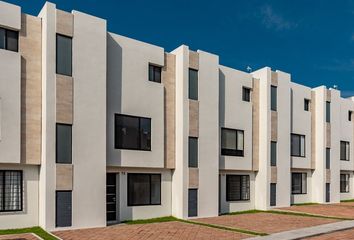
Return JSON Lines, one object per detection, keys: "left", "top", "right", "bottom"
{"left": 292, "top": 173, "right": 307, "bottom": 194}
{"left": 226, "top": 175, "right": 250, "bottom": 201}
{"left": 0, "top": 170, "right": 22, "bottom": 212}
{"left": 340, "top": 174, "right": 350, "bottom": 193}
{"left": 128, "top": 173, "right": 161, "bottom": 206}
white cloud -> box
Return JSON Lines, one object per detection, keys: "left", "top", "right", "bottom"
{"left": 260, "top": 5, "right": 297, "bottom": 31}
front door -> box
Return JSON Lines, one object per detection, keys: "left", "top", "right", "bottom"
{"left": 106, "top": 173, "right": 117, "bottom": 223}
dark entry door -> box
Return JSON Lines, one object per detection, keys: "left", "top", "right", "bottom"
{"left": 106, "top": 173, "right": 117, "bottom": 222}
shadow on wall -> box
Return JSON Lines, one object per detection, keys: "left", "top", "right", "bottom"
{"left": 219, "top": 69, "right": 226, "bottom": 169}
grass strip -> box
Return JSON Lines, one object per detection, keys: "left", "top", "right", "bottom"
{"left": 341, "top": 199, "right": 354, "bottom": 203}
{"left": 267, "top": 209, "right": 354, "bottom": 221}
{"left": 291, "top": 202, "right": 319, "bottom": 206}
{"left": 122, "top": 216, "right": 178, "bottom": 224}
{"left": 0, "top": 226, "right": 58, "bottom": 240}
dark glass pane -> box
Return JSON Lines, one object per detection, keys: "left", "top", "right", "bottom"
{"left": 4, "top": 171, "right": 21, "bottom": 211}
{"left": 271, "top": 86, "right": 277, "bottom": 111}
{"left": 221, "top": 128, "right": 244, "bottom": 156}
{"left": 188, "top": 189, "right": 198, "bottom": 217}
{"left": 292, "top": 173, "right": 301, "bottom": 194}
{"left": 227, "top": 175, "right": 241, "bottom": 201}
{"left": 56, "top": 124, "right": 72, "bottom": 163}
{"left": 0, "top": 28, "right": 5, "bottom": 49}
{"left": 149, "top": 65, "right": 154, "bottom": 81}
{"left": 188, "top": 137, "right": 198, "bottom": 168}
{"left": 128, "top": 174, "right": 150, "bottom": 205}
{"left": 326, "top": 102, "right": 330, "bottom": 123}
{"left": 243, "top": 87, "right": 250, "bottom": 102}
{"left": 326, "top": 183, "right": 330, "bottom": 202}
{"left": 304, "top": 99, "right": 310, "bottom": 111}
{"left": 189, "top": 69, "right": 198, "bottom": 100}
{"left": 154, "top": 66, "right": 161, "bottom": 83}
{"left": 115, "top": 115, "right": 139, "bottom": 149}
{"left": 6, "top": 30, "right": 18, "bottom": 52}
{"left": 326, "top": 148, "right": 330, "bottom": 169}
{"left": 56, "top": 191, "right": 72, "bottom": 227}
{"left": 291, "top": 134, "right": 300, "bottom": 156}
{"left": 270, "top": 183, "right": 276, "bottom": 206}
{"left": 271, "top": 142, "right": 277, "bottom": 166}
{"left": 56, "top": 34, "right": 72, "bottom": 76}
{"left": 241, "top": 176, "right": 250, "bottom": 200}
{"left": 150, "top": 175, "right": 161, "bottom": 204}
{"left": 140, "top": 118, "right": 151, "bottom": 150}
{"left": 0, "top": 172, "right": 3, "bottom": 211}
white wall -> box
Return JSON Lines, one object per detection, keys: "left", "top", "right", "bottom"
{"left": 0, "top": 164, "right": 39, "bottom": 229}
{"left": 0, "top": 1, "right": 21, "bottom": 30}
{"left": 340, "top": 98, "right": 354, "bottom": 171}
{"left": 219, "top": 66, "right": 253, "bottom": 170}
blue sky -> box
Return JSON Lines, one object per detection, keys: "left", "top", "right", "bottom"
{"left": 7, "top": 0, "right": 354, "bottom": 96}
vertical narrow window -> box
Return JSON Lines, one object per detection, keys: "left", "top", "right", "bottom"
{"left": 56, "top": 124, "right": 72, "bottom": 164}
{"left": 271, "top": 141, "right": 277, "bottom": 166}
{"left": 226, "top": 175, "right": 250, "bottom": 201}
{"left": 188, "top": 189, "right": 198, "bottom": 217}
{"left": 326, "top": 183, "right": 330, "bottom": 202}
{"left": 0, "top": 28, "right": 5, "bottom": 49}
{"left": 340, "top": 141, "right": 350, "bottom": 161}
{"left": 304, "top": 99, "right": 310, "bottom": 111}
{"left": 56, "top": 191, "right": 72, "bottom": 227}
{"left": 148, "top": 64, "right": 162, "bottom": 83}
{"left": 189, "top": 69, "right": 198, "bottom": 100}
{"left": 291, "top": 134, "right": 306, "bottom": 157}
{"left": 188, "top": 137, "right": 198, "bottom": 168}
{"left": 270, "top": 183, "right": 276, "bottom": 206}
{"left": 340, "top": 174, "right": 350, "bottom": 193}
{"left": 56, "top": 34, "right": 72, "bottom": 76}
{"left": 326, "top": 148, "right": 330, "bottom": 169}
{"left": 0, "top": 171, "right": 22, "bottom": 212}
{"left": 271, "top": 85, "right": 277, "bottom": 111}
{"left": 349, "top": 111, "right": 352, "bottom": 121}
{"left": 291, "top": 173, "right": 307, "bottom": 194}
{"left": 221, "top": 128, "right": 244, "bottom": 156}
{"left": 242, "top": 87, "right": 251, "bottom": 102}
{"left": 326, "top": 101, "right": 330, "bottom": 123}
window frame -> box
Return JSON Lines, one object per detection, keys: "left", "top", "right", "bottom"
{"left": 271, "top": 85, "right": 277, "bottom": 111}
{"left": 56, "top": 123, "right": 73, "bottom": 164}
{"left": 56, "top": 33, "right": 73, "bottom": 76}
{"left": 188, "top": 68, "right": 198, "bottom": 100}
{"left": 291, "top": 172, "right": 307, "bottom": 195}
{"left": 326, "top": 101, "right": 331, "bottom": 123}
{"left": 114, "top": 113, "right": 152, "bottom": 151}
{"left": 188, "top": 137, "right": 198, "bottom": 168}
{"left": 326, "top": 148, "right": 330, "bottom": 169}
{"left": 0, "top": 27, "right": 18, "bottom": 52}
{"left": 340, "top": 141, "right": 350, "bottom": 161}
{"left": 221, "top": 128, "right": 244, "bottom": 157}
{"left": 349, "top": 111, "right": 353, "bottom": 122}
{"left": 127, "top": 173, "right": 161, "bottom": 206}
{"left": 291, "top": 133, "right": 306, "bottom": 157}
{"left": 242, "top": 87, "right": 251, "bottom": 102}
{"left": 271, "top": 141, "right": 277, "bottom": 166}
{"left": 340, "top": 174, "right": 350, "bottom": 193}
{"left": 148, "top": 64, "right": 162, "bottom": 83}
{"left": 226, "top": 175, "right": 250, "bottom": 202}
{"left": 304, "top": 99, "right": 310, "bottom": 111}
{"left": 0, "top": 170, "right": 23, "bottom": 212}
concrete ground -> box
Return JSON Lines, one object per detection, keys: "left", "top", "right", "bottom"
{"left": 305, "top": 227, "right": 354, "bottom": 239}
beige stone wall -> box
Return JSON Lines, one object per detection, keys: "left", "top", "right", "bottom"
{"left": 189, "top": 51, "right": 199, "bottom": 70}
{"left": 189, "top": 100, "right": 199, "bottom": 137}
{"left": 271, "top": 166, "right": 277, "bottom": 183}
{"left": 56, "top": 164, "right": 73, "bottom": 190}
{"left": 56, "top": 9, "right": 73, "bottom": 37}
{"left": 19, "top": 14, "right": 42, "bottom": 165}
{"left": 56, "top": 75, "right": 73, "bottom": 124}
{"left": 252, "top": 78, "right": 260, "bottom": 171}
{"left": 271, "top": 71, "right": 278, "bottom": 86}
{"left": 162, "top": 53, "right": 176, "bottom": 169}
{"left": 189, "top": 168, "right": 199, "bottom": 188}
{"left": 326, "top": 122, "right": 331, "bottom": 148}
{"left": 271, "top": 111, "right": 278, "bottom": 141}
{"left": 326, "top": 169, "right": 331, "bottom": 183}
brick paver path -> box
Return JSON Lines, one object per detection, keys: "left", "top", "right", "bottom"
{"left": 195, "top": 212, "right": 338, "bottom": 234}
{"left": 304, "top": 227, "right": 354, "bottom": 239}
{"left": 0, "top": 233, "right": 39, "bottom": 240}
{"left": 281, "top": 203, "right": 354, "bottom": 219}
{"left": 54, "top": 221, "right": 249, "bottom": 240}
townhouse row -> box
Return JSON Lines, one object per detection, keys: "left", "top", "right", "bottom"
{"left": 0, "top": 0, "right": 353, "bottom": 231}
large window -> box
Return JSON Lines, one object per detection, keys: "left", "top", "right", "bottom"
{"left": 115, "top": 114, "right": 151, "bottom": 151}
{"left": 326, "top": 101, "right": 330, "bottom": 123}
{"left": 326, "top": 148, "right": 330, "bottom": 169}
{"left": 340, "top": 141, "right": 350, "bottom": 161}
{"left": 0, "top": 27, "right": 18, "bottom": 52}
{"left": 149, "top": 64, "right": 162, "bottom": 83}
{"left": 56, "top": 34, "right": 72, "bottom": 76}
{"left": 0, "top": 171, "right": 22, "bottom": 212}
{"left": 189, "top": 68, "right": 198, "bottom": 100}
{"left": 271, "top": 141, "right": 277, "bottom": 166}
{"left": 340, "top": 174, "right": 350, "bottom": 193}
{"left": 271, "top": 85, "right": 277, "bottom": 111}
{"left": 221, "top": 128, "right": 244, "bottom": 156}
{"left": 128, "top": 174, "right": 161, "bottom": 206}
{"left": 291, "top": 134, "right": 305, "bottom": 157}
{"left": 56, "top": 124, "right": 72, "bottom": 164}
{"left": 226, "top": 175, "right": 250, "bottom": 201}
{"left": 242, "top": 87, "right": 251, "bottom": 102}
{"left": 188, "top": 137, "right": 198, "bottom": 168}
{"left": 292, "top": 173, "right": 307, "bottom": 194}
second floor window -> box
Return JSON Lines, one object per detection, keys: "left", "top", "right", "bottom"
{"left": 349, "top": 111, "right": 353, "bottom": 121}
{"left": 271, "top": 85, "right": 277, "bottom": 111}
{"left": 340, "top": 141, "right": 350, "bottom": 161}
{"left": 188, "top": 137, "right": 198, "bottom": 168}
{"left": 242, "top": 87, "right": 251, "bottom": 102}
{"left": 56, "top": 34, "right": 72, "bottom": 76}
{"left": 189, "top": 68, "right": 198, "bottom": 100}
{"left": 221, "top": 128, "right": 244, "bottom": 156}
{"left": 115, "top": 114, "right": 151, "bottom": 151}
{"left": 291, "top": 134, "right": 305, "bottom": 157}
{"left": 56, "top": 124, "right": 72, "bottom": 164}
{"left": 304, "top": 99, "right": 310, "bottom": 111}
{"left": 0, "top": 27, "right": 18, "bottom": 52}
{"left": 149, "top": 64, "right": 161, "bottom": 83}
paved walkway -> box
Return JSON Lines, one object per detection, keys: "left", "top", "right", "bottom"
{"left": 280, "top": 204, "right": 354, "bottom": 219}
{"left": 247, "top": 220, "right": 354, "bottom": 240}
{"left": 0, "top": 233, "right": 40, "bottom": 240}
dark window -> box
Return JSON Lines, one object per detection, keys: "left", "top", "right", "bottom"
{"left": 291, "top": 134, "right": 305, "bottom": 157}
{"left": 292, "top": 173, "right": 307, "bottom": 194}
{"left": 271, "top": 86, "right": 277, "bottom": 111}
{"left": 326, "top": 101, "right": 330, "bottom": 123}
{"left": 242, "top": 87, "right": 251, "bottom": 102}
{"left": 0, "top": 171, "right": 22, "bottom": 212}
{"left": 56, "top": 124, "right": 72, "bottom": 164}
{"left": 349, "top": 111, "right": 353, "bottom": 121}
{"left": 304, "top": 99, "right": 310, "bottom": 111}
{"left": 56, "top": 191, "right": 72, "bottom": 227}
{"left": 226, "top": 175, "right": 250, "bottom": 201}
{"left": 221, "top": 128, "right": 244, "bottom": 156}
{"left": 189, "top": 68, "right": 198, "bottom": 100}
{"left": 56, "top": 34, "right": 72, "bottom": 76}
{"left": 270, "top": 183, "right": 276, "bottom": 206}
{"left": 340, "top": 174, "right": 350, "bottom": 193}
{"left": 326, "top": 148, "right": 330, "bottom": 169}
{"left": 326, "top": 183, "right": 330, "bottom": 202}
{"left": 0, "top": 27, "right": 18, "bottom": 52}
{"left": 340, "top": 141, "right": 350, "bottom": 161}
{"left": 115, "top": 114, "right": 151, "bottom": 151}
{"left": 188, "top": 137, "right": 198, "bottom": 168}
{"left": 271, "top": 141, "right": 277, "bottom": 166}
{"left": 128, "top": 173, "right": 161, "bottom": 206}
{"left": 149, "top": 64, "right": 162, "bottom": 83}
{"left": 188, "top": 189, "right": 198, "bottom": 217}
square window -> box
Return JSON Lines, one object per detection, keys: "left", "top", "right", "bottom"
{"left": 221, "top": 128, "right": 244, "bottom": 156}
{"left": 291, "top": 173, "right": 307, "bottom": 194}
{"left": 242, "top": 87, "right": 251, "bottom": 102}
{"left": 291, "top": 134, "right": 305, "bottom": 157}
{"left": 128, "top": 173, "right": 161, "bottom": 206}
{"left": 226, "top": 175, "right": 250, "bottom": 201}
